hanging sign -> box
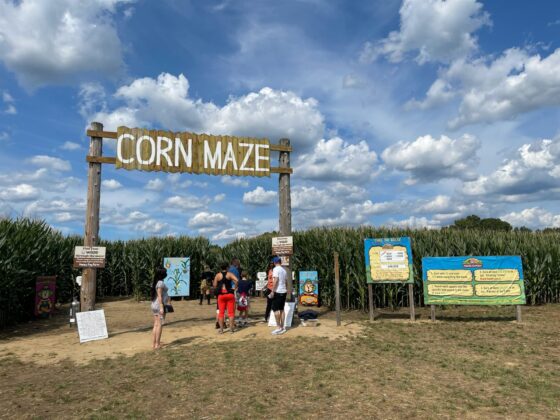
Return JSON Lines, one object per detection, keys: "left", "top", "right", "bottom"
{"left": 255, "top": 272, "right": 268, "bottom": 290}
{"left": 272, "top": 236, "right": 293, "bottom": 255}
{"left": 364, "top": 237, "right": 414, "bottom": 284}
{"left": 164, "top": 257, "right": 190, "bottom": 297}
{"left": 423, "top": 256, "right": 526, "bottom": 305}
{"left": 115, "top": 126, "right": 270, "bottom": 177}
{"left": 73, "top": 246, "right": 106, "bottom": 268}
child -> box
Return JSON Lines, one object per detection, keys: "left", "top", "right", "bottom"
{"left": 236, "top": 272, "right": 252, "bottom": 327}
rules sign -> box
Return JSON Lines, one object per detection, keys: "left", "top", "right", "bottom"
{"left": 272, "top": 236, "right": 293, "bottom": 255}
{"left": 73, "top": 246, "right": 106, "bottom": 268}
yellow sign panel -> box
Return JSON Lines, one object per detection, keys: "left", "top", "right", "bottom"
{"left": 427, "top": 283, "right": 474, "bottom": 296}
{"left": 427, "top": 270, "right": 472, "bottom": 282}
{"left": 474, "top": 269, "right": 520, "bottom": 282}
{"left": 369, "top": 246, "right": 409, "bottom": 281}
{"left": 115, "top": 126, "right": 270, "bottom": 177}
{"left": 475, "top": 283, "right": 522, "bottom": 297}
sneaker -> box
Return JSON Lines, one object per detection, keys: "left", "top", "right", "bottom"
{"left": 271, "top": 328, "right": 282, "bottom": 335}
{"left": 277, "top": 328, "right": 286, "bottom": 335}
{"left": 215, "top": 322, "right": 220, "bottom": 329}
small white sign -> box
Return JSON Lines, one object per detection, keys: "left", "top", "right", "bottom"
{"left": 76, "top": 309, "right": 109, "bottom": 343}
{"left": 268, "top": 302, "right": 296, "bottom": 328}
{"left": 380, "top": 250, "right": 406, "bottom": 262}
{"left": 256, "top": 272, "right": 268, "bottom": 290}
{"left": 74, "top": 246, "right": 107, "bottom": 268}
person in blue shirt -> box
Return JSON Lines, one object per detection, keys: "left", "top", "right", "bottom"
{"left": 228, "top": 257, "right": 241, "bottom": 287}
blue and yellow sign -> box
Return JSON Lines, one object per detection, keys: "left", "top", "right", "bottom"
{"left": 423, "top": 256, "right": 526, "bottom": 305}
{"left": 364, "top": 237, "right": 414, "bottom": 284}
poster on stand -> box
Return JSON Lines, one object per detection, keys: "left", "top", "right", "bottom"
{"left": 35, "top": 276, "right": 56, "bottom": 317}
{"left": 298, "top": 271, "right": 318, "bottom": 306}
{"left": 422, "top": 256, "right": 526, "bottom": 305}
{"left": 364, "top": 237, "right": 414, "bottom": 284}
{"left": 164, "top": 257, "right": 190, "bottom": 297}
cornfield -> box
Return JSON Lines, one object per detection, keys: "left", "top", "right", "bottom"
{"left": 2, "top": 218, "right": 560, "bottom": 326}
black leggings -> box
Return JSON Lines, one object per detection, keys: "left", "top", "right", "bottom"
{"left": 265, "top": 290, "right": 273, "bottom": 320}
{"left": 199, "top": 292, "right": 210, "bottom": 304}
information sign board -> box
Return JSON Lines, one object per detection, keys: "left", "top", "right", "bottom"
{"left": 272, "top": 236, "right": 293, "bottom": 255}
{"left": 364, "top": 237, "right": 414, "bottom": 284}
{"left": 73, "top": 246, "right": 106, "bottom": 268}
{"left": 76, "top": 310, "right": 109, "bottom": 343}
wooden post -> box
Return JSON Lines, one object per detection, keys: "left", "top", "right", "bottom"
{"left": 408, "top": 283, "right": 415, "bottom": 321}
{"left": 81, "top": 122, "right": 103, "bottom": 311}
{"left": 278, "top": 138, "right": 293, "bottom": 300}
{"left": 368, "top": 283, "right": 374, "bottom": 321}
{"left": 516, "top": 305, "right": 522, "bottom": 322}
{"left": 430, "top": 304, "right": 436, "bottom": 321}
{"left": 334, "top": 252, "right": 341, "bottom": 326}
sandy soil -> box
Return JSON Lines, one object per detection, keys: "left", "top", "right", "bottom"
{"left": 0, "top": 297, "right": 364, "bottom": 365}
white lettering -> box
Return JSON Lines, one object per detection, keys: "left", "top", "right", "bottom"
{"left": 175, "top": 137, "right": 193, "bottom": 168}
{"left": 222, "top": 142, "right": 238, "bottom": 170}
{"left": 136, "top": 135, "right": 156, "bottom": 165}
{"left": 255, "top": 144, "right": 269, "bottom": 172}
{"left": 239, "top": 143, "right": 254, "bottom": 171}
{"left": 204, "top": 140, "right": 222, "bottom": 169}
{"left": 156, "top": 136, "right": 173, "bottom": 166}
{"left": 117, "top": 133, "right": 135, "bottom": 164}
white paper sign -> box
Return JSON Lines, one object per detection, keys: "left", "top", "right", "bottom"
{"left": 380, "top": 250, "right": 405, "bottom": 262}
{"left": 268, "top": 302, "right": 296, "bottom": 328}
{"left": 256, "top": 272, "right": 267, "bottom": 290}
{"left": 76, "top": 310, "right": 109, "bottom": 343}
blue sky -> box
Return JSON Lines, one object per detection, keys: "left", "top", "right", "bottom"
{"left": 1, "top": 0, "right": 560, "bottom": 242}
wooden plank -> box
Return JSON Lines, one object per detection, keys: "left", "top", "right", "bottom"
{"left": 278, "top": 138, "right": 293, "bottom": 300}
{"left": 270, "top": 167, "right": 293, "bottom": 174}
{"left": 270, "top": 144, "right": 292, "bottom": 152}
{"left": 334, "top": 252, "right": 341, "bottom": 327}
{"left": 516, "top": 305, "right": 522, "bottom": 322}
{"left": 86, "top": 130, "right": 118, "bottom": 139}
{"left": 431, "top": 304, "right": 436, "bottom": 321}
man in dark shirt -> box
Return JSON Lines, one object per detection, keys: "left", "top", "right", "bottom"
{"left": 199, "top": 265, "right": 214, "bottom": 305}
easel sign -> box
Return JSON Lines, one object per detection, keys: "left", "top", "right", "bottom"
{"left": 364, "top": 237, "right": 415, "bottom": 321}
{"left": 76, "top": 309, "right": 109, "bottom": 343}
{"left": 268, "top": 302, "right": 296, "bottom": 328}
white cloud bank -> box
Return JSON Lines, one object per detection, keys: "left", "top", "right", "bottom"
{"left": 0, "top": 0, "right": 131, "bottom": 89}
{"left": 243, "top": 187, "right": 277, "bottom": 206}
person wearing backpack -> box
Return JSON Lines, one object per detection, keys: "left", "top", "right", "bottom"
{"left": 213, "top": 261, "right": 239, "bottom": 334}
{"left": 236, "top": 271, "right": 253, "bottom": 327}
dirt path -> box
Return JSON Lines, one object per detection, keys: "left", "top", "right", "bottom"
{"left": 0, "top": 298, "right": 363, "bottom": 365}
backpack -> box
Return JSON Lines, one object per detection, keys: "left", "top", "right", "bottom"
{"left": 238, "top": 292, "right": 248, "bottom": 308}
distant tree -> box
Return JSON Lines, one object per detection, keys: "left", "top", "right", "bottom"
{"left": 542, "top": 227, "right": 560, "bottom": 233}
{"left": 449, "top": 215, "right": 512, "bottom": 231}
{"left": 514, "top": 226, "right": 532, "bottom": 232}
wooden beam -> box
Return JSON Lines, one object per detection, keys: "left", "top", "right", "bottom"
{"left": 86, "top": 155, "right": 293, "bottom": 174}
{"left": 85, "top": 129, "right": 293, "bottom": 151}
{"left": 86, "top": 130, "right": 117, "bottom": 139}
{"left": 86, "top": 156, "right": 116, "bottom": 164}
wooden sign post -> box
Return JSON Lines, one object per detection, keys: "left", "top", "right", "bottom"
{"left": 334, "top": 252, "right": 341, "bottom": 326}
{"left": 278, "top": 138, "right": 293, "bottom": 300}
{"left": 80, "top": 123, "right": 293, "bottom": 310}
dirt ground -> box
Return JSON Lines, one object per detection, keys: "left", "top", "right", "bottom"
{"left": 0, "top": 297, "right": 362, "bottom": 365}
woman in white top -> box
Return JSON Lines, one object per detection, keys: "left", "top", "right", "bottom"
{"left": 150, "top": 268, "right": 169, "bottom": 350}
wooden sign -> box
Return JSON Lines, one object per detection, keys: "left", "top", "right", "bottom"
{"left": 272, "top": 236, "right": 293, "bottom": 255}
{"left": 73, "top": 246, "right": 106, "bottom": 268}
{"left": 76, "top": 309, "right": 109, "bottom": 343}
{"left": 115, "top": 126, "right": 270, "bottom": 177}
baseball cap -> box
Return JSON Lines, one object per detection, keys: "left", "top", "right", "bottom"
{"left": 272, "top": 256, "right": 281, "bottom": 263}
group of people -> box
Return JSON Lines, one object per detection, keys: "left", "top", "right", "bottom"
{"left": 150, "top": 256, "right": 288, "bottom": 349}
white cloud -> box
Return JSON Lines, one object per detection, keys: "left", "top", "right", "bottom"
{"left": 462, "top": 137, "right": 560, "bottom": 202}
{"left": 0, "top": 131, "right": 9, "bottom": 141}
{"left": 2, "top": 91, "right": 16, "bottom": 114}
{"left": 60, "top": 141, "right": 81, "bottom": 151}
{"left": 501, "top": 207, "right": 560, "bottom": 229}
{"left": 188, "top": 211, "right": 229, "bottom": 228}
{"left": 135, "top": 219, "right": 168, "bottom": 235}
{"left": 165, "top": 195, "right": 208, "bottom": 210}
{"left": 0, "top": 184, "right": 39, "bottom": 202}
{"left": 361, "top": 0, "right": 490, "bottom": 64}
{"left": 295, "top": 137, "right": 378, "bottom": 183}
{"left": 319, "top": 200, "right": 403, "bottom": 226}
{"left": 381, "top": 134, "right": 480, "bottom": 184}
{"left": 243, "top": 186, "right": 277, "bottom": 206}
{"left": 0, "top": 0, "right": 130, "bottom": 89}
{"left": 385, "top": 216, "right": 441, "bottom": 229}
{"left": 27, "top": 155, "right": 71, "bottom": 172}
{"left": 214, "top": 193, "right": 226, "bottom": 202}
{"left": 86, "top": 73, "right": 324, "bottom": 150}
{"left": 146, "top": 178, "right": 165, "bottom": 191}
{"left": 102, "top": 179, "right": 122, "bottom": 190}
{"left": 4, "top": 104, "right": 16, "bottom": 115}
{"left": 212, "top": 228, "right": 246, "bottom": 242}
{"left": 221, "top": 176, "right": 249, "bottom": 187}
{"left": 24, "top": 198, "right": 86, "bottom": 219}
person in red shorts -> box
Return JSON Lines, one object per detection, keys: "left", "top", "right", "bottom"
{"left": 213, "top": 261, "right": 238, "bottom": 334}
